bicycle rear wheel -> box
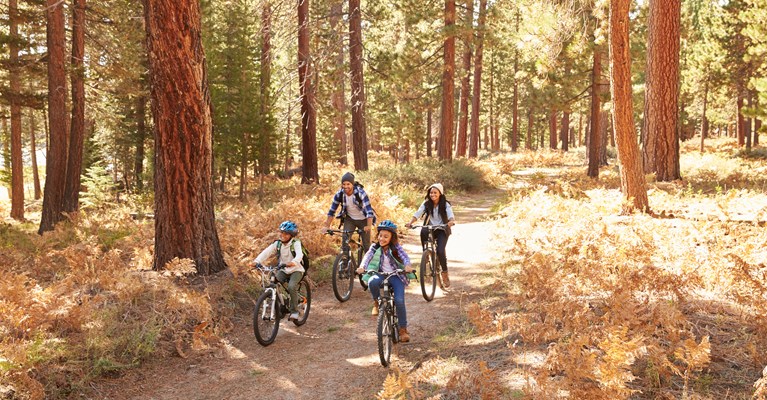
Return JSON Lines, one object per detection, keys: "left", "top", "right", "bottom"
{"left": 377, "top": 303, "right": 393, "bottom": 367}
{"left": 420, "top": 250, "right": 437, "bottom": 301}
{"left": 254, "top": 290, "right": 280, "bottom": 346}
{"left": 292, "top": 279, "right": 312, "bottom": 326}
{"left": 332, "top": 254, "right": 355, "bottom": 302}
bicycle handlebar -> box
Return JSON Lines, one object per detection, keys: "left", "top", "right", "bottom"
{"left": 408, "top": 224, "right": 449, "bottom": 230}
{"left": 324, "top": 228, "right": 364, "bottom": 236}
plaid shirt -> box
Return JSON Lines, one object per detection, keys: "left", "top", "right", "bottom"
{"left": 326, "top": 186, "right": 375, "bottom": 220}
{"left": 360, "top": 242, "right": 411, "bottom": 272}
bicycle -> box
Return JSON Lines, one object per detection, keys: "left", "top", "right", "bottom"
{"left": 325, "top": 228, "right": 367, "bottom": 302}
{"left": 408, "top": 224, "right": 449, "bottom": 301}
{"left": 362, "top": 269, "right": 405, "bottom": 367}
{"left": 252, "top": 263, "right": 312, "bottom": 346}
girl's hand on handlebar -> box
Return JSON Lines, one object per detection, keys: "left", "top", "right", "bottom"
{"left": 356, "top": 267, "right": 365, "bottom": 274}
{"left": 405, "top": 223, "right": 412, "bottom": 229}
{"left": 448, "top": 221, "right": 456, "bottom": 227}
{"left": 404, "top": 265, "right": 414, "bottom": 273}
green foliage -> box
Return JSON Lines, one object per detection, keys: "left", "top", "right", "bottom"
{"left": 80, "top": 163, "right": 116, "bottom": 210}
{"left": 368, "top": 158, "right": 489, "bottom": 195}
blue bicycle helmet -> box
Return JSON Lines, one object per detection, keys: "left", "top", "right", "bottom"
{"left": 377, "top": 220, "right": 398, "bottom": 234}
{"left": 279, "top": 220, "right": 299, "bottom": 235}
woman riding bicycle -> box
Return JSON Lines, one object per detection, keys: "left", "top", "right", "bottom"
{"left": 356, "top": 220, "right": 414, "bottom": 342}
{"left": 405, "top": 183, "right": 456, "bottom": 287}
{"left": 253, "top": 221, "right": 306, "bottom": 321}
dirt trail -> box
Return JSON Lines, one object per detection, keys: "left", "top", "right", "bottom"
{"left": 91, "top": 189, "right": 506, "bottom": 400}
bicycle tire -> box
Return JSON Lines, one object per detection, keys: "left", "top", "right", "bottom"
{"left": 331, "top": 253, "right": 355, "bottom": 302}
{"left": 420, "top": 250, "right": 436, "bottom": 301}
{"left": 253, "top": 290, "right": 280, "bottom": 346}
{"left": 377, "top": 302, "right": 393, "bottom": 367}
{"left": 292, "top": 279, "right": 312, "bottom": 326}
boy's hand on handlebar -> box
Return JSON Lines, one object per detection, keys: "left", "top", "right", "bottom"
{"left": 405, "top": 223, "right": 412, "bottom": 229}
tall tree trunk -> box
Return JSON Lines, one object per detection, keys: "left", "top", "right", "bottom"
{"left": 349, "top": 0, "right": 368, "bottom": 170}
{"left": 456, "top": 0, "right": 473, "bottom": 158}
{"left": 440, "top": 0, "right": 456, "bottom": 161}
{"left": 9, "top": 0, "right": 24, "bottom": 220}
{"left": 330, "top": 0, "right": 347, "bottom": 165}
{"left": 40, "top": 0, "right": 69, "bottom": 234}
{"left": 737, "top": 92, "right": 745, "bottom": 146}
{"left": 2, "top": 114, "right": 9, "bottom": 196}
{"left": 600, "top": 109, "right": 610, "bottom": 166}
{"left": 560, "top": 111, "right": 570, "bottom": 152}
{"left": 588, "top": 46, "right": 602, "bottom": 178}
{"left": 135, "top": 95, "right": 147, "bottom": 190}
{"left": 29, "top": 110, "right": 41, "bottom": 199}
{"left": 260, "top": 1, "right": 273, "bottom": 180}
{"left": 427, "top": 107, "right": 433, "bottom": 157}
{"left": 745, "top": 92, "right": 752, "bottom": 151}
{"left": 643, "top": 0, "right": 681, "bottom": 181}
{"left": 526, "top": 107, "right": 533, "bottom": 150}
{"left": 145, "top": 0, "right": 226, "bottom": 274}
{"left": 468, "top": 0, "right": 486, "bottom": 158}
{"left": 549, "top": 110, "right": 557, "bottom": 149}
{"left": 700, "top": 72, "right": 709, "bottom": 153}
{"left": 609, "top": 0, "right": 649, "bottom": 214}
{"left": 298, "top": 0, "right": 319, "bottom": 182}
{"left": 64, "top": 0, "right": 87, "bottom": 212}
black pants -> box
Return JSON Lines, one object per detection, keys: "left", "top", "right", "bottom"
{"left": 344, "top": 217, "right": 371, "bottom": 252}
{"left": 421, "top": 228, "right": 449, "bottom": 272}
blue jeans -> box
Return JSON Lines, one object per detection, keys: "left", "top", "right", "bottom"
{"left": 368, "top": 273, "right": 407, "bottom": 328}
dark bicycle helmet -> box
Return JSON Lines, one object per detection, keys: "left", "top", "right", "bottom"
{"left": 377, "top": 220, "right": 398, "bottom": 234}
{"left": 279, "top": 220, "right": 299, "bottom": 235}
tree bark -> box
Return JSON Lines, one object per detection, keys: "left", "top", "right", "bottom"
{"left": 700, "top": 71, "right": 709, "bottom": 153}
{"left": 135, "top": 95, "right": 147, "bottom": 190}
{"left": 642, "top": 0, "right": 681, "bottom": 180}
{"left": 299, "top": 0, "right": 319, "bottom": 182}
{"left": 440, "top": 0, "right": 457, "bottom": 161}
{"left": 588, "top": 46, "right": 602, "bottom": 178}
{"left": 330, "top": 0, "right": 347, "bottom": 165}
{"left": 40, "top": 0, "right": 69, "bottom": 233}
{"left": 468, "top": 0, "right": 486, "bottom": 158}
{"left": 609, "top": 0, "right": 649, "bottom": 214}
{"left": 745, "top": 92, "right": 752, "bottom": 151}
{"left": 29, "top": 109, "right": 41, "bottom": 199}
{"left": 737, "top": 92, "right": 745, "bottom": 146}
{"left": 560, "top": 111, "right": 570, "bottom": 152}
{"left": 145, "top": 0, "right": 226, "bottom": 274}
{"left": 549, "top": 110, "right": 557, "bottom": 149}
{"left": 260, "top": 1, "right": 273, "bottom": 179}
{"left": 64, "top": 0, "right": 87, "bottom": 212}
{"left": 456, "top": 0, "right": 473, "bottom": 158}
{"left": 526, "top": 107, "right": 533, "bottom": 150}
{"left": 9, "top": 0, "right": 24, "bottom": 220}
{"left": 349, "top": 0, "right": 368, "bottom": 170}
{"left": 427, "top": 107, "right": 433, "bottom": 157}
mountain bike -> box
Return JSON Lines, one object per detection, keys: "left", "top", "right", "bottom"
{"left": 325, "top": 228, "right": 367, "bottom": 302}
{"left": 409, "top": 224, "right": 448, "bottom": 301}
{"left": 363, "top": 269, "right": 404, "bottom": 367}
{"left": 252, "top": 264, "right": 312, "bottom": 346}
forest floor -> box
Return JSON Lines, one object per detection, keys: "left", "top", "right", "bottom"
{"left": 88, "top": 189, "right": 510, "bottom": 400}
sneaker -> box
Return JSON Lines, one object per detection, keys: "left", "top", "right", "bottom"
{"left": 441, "top": 271, "right": 451, "bottom": 288}
{"left": 371, "top": 301, "right": 379, "bottom": 316}
{"left": 289, "top": 312, "right": 299, "bottom": 321}
{"left": 398, "top": 327, "right": 410, "bottom": 343}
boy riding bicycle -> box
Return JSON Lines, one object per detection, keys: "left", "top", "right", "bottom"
{"left": 253, "top": 221, "right": 306, "bottom": 321}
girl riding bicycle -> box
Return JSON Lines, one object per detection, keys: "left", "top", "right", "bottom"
{"left": 405, "top": 183, "right": 456, "bottom": 287}
{"left": 253, "top": 221, "right": 306, "bottom": 321}
{"left": 356, "top": 220, "right": 414, "bottom": 342}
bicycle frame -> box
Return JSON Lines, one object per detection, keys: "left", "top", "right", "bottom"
{"left": 252, "top": 264, "right": 311, "bottom": 346}
{"left": 372, "top": 270, "right": 403, "bottom": 367}
{"left": 409, "top": 224, "right": 448, "bottom": 301}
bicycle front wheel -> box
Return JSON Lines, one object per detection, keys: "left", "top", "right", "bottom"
{"left": 254, "top": 290, "right": 280, "bottom": 346}
{"left": 292, "top": 279, "right": 312, "bottom": 326}
{"left": 332, "top": 254, "right": 355, "bottom": 302}
{"left": 377, "top": 303, "right": 393, "bottom": 367}
{"left": 420, "top": 250, "right": 437, "bottom": 301}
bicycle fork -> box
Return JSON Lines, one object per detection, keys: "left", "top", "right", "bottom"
{"left": 261, "top": 288, "right": 279, "bottom": 321}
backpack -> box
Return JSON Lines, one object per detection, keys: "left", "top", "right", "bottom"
{"left": 343, "top": 182, "right": 378, "bottom": 225}
{"left": 275, "top": 239, "right": 310, "bottom": 272}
